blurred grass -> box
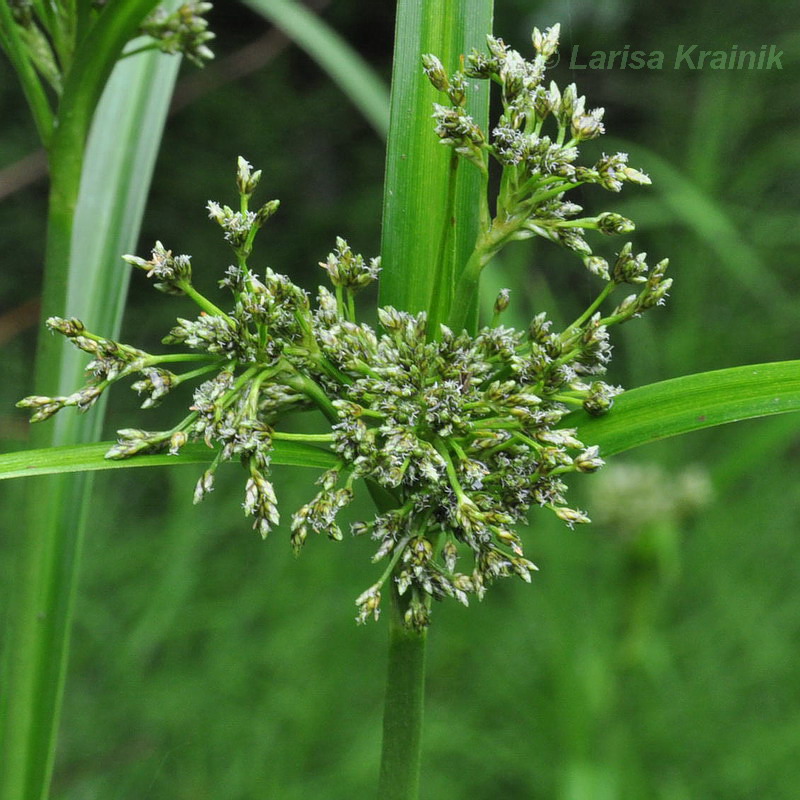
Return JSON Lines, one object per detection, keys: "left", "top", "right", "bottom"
{"left": 2, "top": 0, "right": 800, "bottom": 797}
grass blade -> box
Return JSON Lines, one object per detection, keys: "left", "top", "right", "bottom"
{"left": 242, "top": 0, "right": 389, "bottom": 136}
{"left": 57, "top": 48, "right": 181, "bottom": 440}
{"left": 570, "top": 361, "right": 800, "bottom": 457}
{"left": 0, "top": 46, "right": 179, "bottom": 800}
{"left": 0, "top": 439, "right": 337, "bottom": 481}
{"left": 379, "top": 0, "right": 491, "bottom": 322}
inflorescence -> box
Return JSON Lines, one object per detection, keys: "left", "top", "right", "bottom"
{"left": 139, "top": 2, "right": 215, "bottom": 67}
{"left": 19, "top": 25, "right": 671, "bottom": 629}
{"left": 6, "top": 1, "right": 214, "bottom": 94}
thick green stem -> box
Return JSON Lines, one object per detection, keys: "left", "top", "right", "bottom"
{"left": 448, "top": 245, "right": 491, "bottom": 332}
{"left": 376, "top": 0, "right": 492, "bottom": 795}
{"left": 285, "top": 372, "right": 340, "bottom": 424}
{"left": 377, "top": 586, "right": 428, "bottom": 800}
{"left": 0, "top": 105, "right": 89, "bottom": 800}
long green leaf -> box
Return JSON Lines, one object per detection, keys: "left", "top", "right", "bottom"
{"left": 57, "top": 46, "right": 181, "bottom": 442}
{"left": 379, "top": 0, "right": 491, "bottom": 322}
{"left": 0, "top": 440, "right": 337, "bottom": 481}
{"left": 570, "top": 361, "right": 800, "bottom": 457}
{"left": 35, "top": 1, "right": 163, "bottom": 398}
{"left": 0, "top": 43, "right": 178, "bottom": 800}
{"left": 241, "top": 0, "right": 389, "bottom": 136}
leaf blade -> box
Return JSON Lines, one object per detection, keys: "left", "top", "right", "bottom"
{"left": 0, "top": 440, "right": 338, "bottom": 481}
{"left": 570, "top": 361, "right": 800, "bottom": 457}
{"left": 0, "top": 40, "right": 179, "bottom": 800}
{"left": 379, "top": 0, "right": 492, "bottom": 320}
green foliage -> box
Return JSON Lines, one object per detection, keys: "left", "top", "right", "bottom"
{"left": 379, "top": 0, "right": 491, "bottom": 319}
{"left": 8, "top": 357, "right": 800, "bottom": 483}
{"left": 0, "top": 439, "right": 337, "bottom": 481}
{"left": 15, "top": 18, "right": 676, "bottom": 641}
{"left": 572, "top": 360, "right": 800, "bottom": 456}
{"left": 0, "top": 4, "right": 184, "bottom": 799}
{"left": 1, "top": 1, "right": 799, "bottom": 798}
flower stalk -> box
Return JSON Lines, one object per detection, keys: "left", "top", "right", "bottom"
{"left": 378, "top": 586, "right": 428, "bottom": 800}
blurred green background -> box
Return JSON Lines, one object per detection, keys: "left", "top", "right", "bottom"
{"left": 1, "top": 1, "right": 799, "bottom": 797}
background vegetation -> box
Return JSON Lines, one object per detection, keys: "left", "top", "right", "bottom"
{"left": 1, "top": 0, "right": 798, "bottom": 797}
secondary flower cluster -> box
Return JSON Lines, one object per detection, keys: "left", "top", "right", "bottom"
{"left": 19, "top": 29, "right": 671, "bottom": 628}
{"left": 423, "top": 23, "right": 651, "bottom": 280}
{"left": 139, "top": 2, "right": 215, "bottom": 66}
{"left": 5, "top": 1, "right": 214, "bottom": 97}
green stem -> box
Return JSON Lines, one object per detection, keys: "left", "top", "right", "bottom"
{"left": 119, "top": 40, "right": 162, "bottom": 60}
{"left": 435, "top": 437, "right": 468, "bottom": 502}
{"left": 562, "top": 281, "right": 616, "bottom": 336}
{"left": 525, "top": 180, "right": 581, "bottom": 208}
{"left": 377, "top": 585, "right": 428, "bottom": 800}
{"left": 4, "top": 123, "right": 93, "bottom": 800}
{"left": 148, "top": 352, "right": 221, "bottom": 365}
{"left": 173, "top": 363, "right": 222, "bottom": 385}
{"left": 179, "top": 281, "right": 234, "bottom": 322}
{"left": 271, "top": 431, "right": 335, "bottom": 442}
{"left": 376, "top": 1, "right": 492, "bottom": 796}
{"left": 447, "top": 207, "right": 534, "bottom": 333}
{"left": 447, "top": 243, "right": 493, "bottom": 332}
{"left": 285, "top": 372, "right": 339, "bottom": 424}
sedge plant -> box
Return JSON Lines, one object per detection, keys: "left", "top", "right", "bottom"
{"left": 20, "top": 29, "right": 669, "bottom": 625}
{"left": 4, "top": 2, "right": 800, "bottom": 799}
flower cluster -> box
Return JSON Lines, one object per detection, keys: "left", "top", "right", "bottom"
{"left": 2, "top": 1, "right": 214, "bottom": 101}
{"left": 424, "top": 23, "right": 652, "bottom": 282}
{"left": 139, "top": 2, "right": 215, "bottom": 67}
{"left": 19, "top": 28, "right": 671, "bottom": 629}
{"left": 4, "top": 0, "right": 215, "bottom": 95}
